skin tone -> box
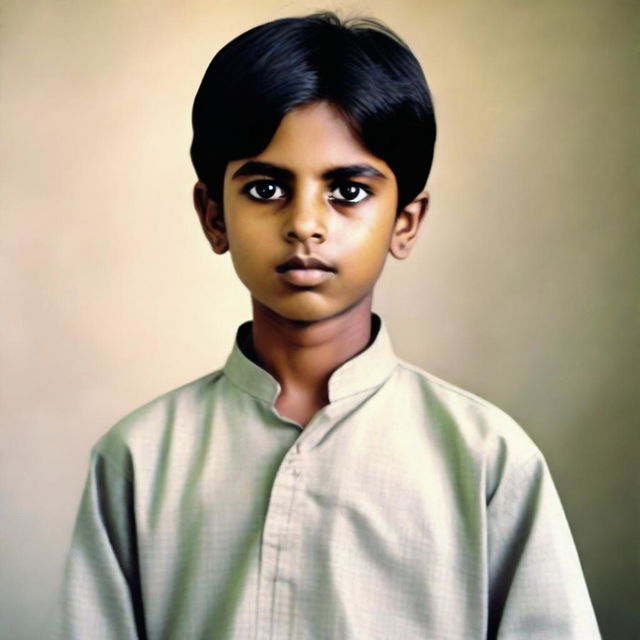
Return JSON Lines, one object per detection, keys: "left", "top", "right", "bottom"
{"left": 194, "top": 101, "right": 428, "bottom": 426}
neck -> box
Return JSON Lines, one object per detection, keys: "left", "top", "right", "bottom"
{"left": 249, "top": 298, "right": 374, "bottom": 426}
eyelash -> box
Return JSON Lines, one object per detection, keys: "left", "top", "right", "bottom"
{"left": 242, "top": 180, "right": 372, "bottom": 205}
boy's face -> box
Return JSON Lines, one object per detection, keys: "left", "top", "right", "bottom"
{"left": 196, "top": 101, "right": 427, "bottom": 324}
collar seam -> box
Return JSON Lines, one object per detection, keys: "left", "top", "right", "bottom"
{"left": 329, "top": 362, "right": 398, "bottom": 402}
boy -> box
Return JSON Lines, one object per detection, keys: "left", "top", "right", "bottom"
{"left": 53, "top": 12, "right": 600, "bottom": 639}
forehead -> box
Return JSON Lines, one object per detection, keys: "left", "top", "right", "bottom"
{"left": 226, "top": 101, "right": 393, "bottom": 178}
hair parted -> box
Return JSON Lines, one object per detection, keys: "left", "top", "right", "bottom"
{"left": 190, "top": 12, "right": 436, "bottom": 210}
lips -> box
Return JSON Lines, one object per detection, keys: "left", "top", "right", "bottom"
{"left": 276, "top": 255, "right": 337, "bottom": 287}
{"left": 276, "top": 255, "right": 335, "bottom": 273}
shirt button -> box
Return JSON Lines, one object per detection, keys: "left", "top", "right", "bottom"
{"left": 290, "top": 467, "right": 301, "bottom": 478}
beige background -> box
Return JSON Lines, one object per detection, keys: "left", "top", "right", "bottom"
{"left": 2, "top": 0, "right": 638, "bottom": 638}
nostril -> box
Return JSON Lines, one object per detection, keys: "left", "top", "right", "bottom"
{"left": 283, "top": 214, "right": 327, "bottom": 242}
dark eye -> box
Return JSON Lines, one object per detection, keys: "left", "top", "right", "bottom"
{"left": 247, "top": 181, "right": 285, "bottom": 201}
{"left": 329, "top": 183, "right": 370, "bottom": 204}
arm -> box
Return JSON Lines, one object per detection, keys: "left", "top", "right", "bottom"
{"left": 51, "top": 451, "right": 147, "bottom": 639}
{"left": 487, "top": 453, "right": 600, "bottom": 639}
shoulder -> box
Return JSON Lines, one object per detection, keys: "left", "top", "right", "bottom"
{"left": 391, "top": 359, "right": 545, "bottom": 495}
{"left": 394, "top": 359, "right": 536, "bottom": 452}
{"left": 92, "top": 369, "right": 226, "bottom": 480}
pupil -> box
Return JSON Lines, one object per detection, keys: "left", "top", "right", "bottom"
{"left": 257, "top": 183, "right": 276, "bottom": 198}
{"left": 341, "top": 185, "right": 358, "bottom": 200}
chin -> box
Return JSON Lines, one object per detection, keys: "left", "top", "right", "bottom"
{"left": 258, "top": 299, "right": 343, "bottom": 325}
{"left": 253, "top": 288, "right": 372, "bottom": 326}
{"left": 278, "top": 308, "right": 336, "bottom": 324}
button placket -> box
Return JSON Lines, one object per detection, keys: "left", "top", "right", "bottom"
{"left": 255, "top": 447, "right": 305, "bottom": 640}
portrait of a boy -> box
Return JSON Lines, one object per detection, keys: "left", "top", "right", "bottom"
{"left": 49, "top": 11, "right": 602, "bottom": 640}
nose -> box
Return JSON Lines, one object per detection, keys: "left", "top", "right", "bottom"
{"left": 282, "top": 192, "right": 328, "bottom": 244}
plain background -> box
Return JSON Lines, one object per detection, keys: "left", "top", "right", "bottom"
{"left": 2, "top": 0, "right": 638, "bottom": 638}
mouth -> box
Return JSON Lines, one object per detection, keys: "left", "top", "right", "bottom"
{"left": 276, "top": 255, "right": 336, "bottom": 273}
{"left": 276, "top": 255, "right": 337, "bottom": 287}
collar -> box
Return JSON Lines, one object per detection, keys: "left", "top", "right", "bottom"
{"left": 223, "top": 314, "right": 398, "bottom": 407}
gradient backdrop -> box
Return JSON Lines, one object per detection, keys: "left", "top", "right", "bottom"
{"left": 2, "top": 1, "right": 638, "bottom": 638}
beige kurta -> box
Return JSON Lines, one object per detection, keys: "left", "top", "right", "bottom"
{"left": 52, "top": 316, "right": 600, "bottom": 639}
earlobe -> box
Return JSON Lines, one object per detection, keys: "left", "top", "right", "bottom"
{"left": 193, "top": 181, "right": 229, "bottom": 254}
{"left": 389, "top": 191, "right": 429, "bottom": 259}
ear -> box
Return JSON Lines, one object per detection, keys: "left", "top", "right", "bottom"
{"left": 389, "top": 191, "right": 429, "bottom": 259}
{"left": 193, "top": 181, "right": 228, "bottom": 254}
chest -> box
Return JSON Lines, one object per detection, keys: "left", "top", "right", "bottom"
{"left": 135, "top": 412, "right": 488, "bottom": 639}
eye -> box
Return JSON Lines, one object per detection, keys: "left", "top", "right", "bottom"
{"left": 246, "top": 180, "right": 285, "bottom": 201}
{"left": 329, "top": 183, "right": 371, "bottom": 204}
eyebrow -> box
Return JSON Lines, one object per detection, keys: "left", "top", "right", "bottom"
{"left": 231, "top": 160, "right": 387, "bottom": 182}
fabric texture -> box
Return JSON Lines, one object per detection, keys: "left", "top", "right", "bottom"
{"left": 51, "top": 316, "right": 600, "bottom": 639}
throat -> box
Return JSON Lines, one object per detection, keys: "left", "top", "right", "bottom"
{"left": 248, "top": 300, "right": 375, "bottom": 427}
{"left": 274, "top": 385, "right": 328, "bottom": 427}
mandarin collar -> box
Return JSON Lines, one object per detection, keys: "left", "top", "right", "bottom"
{"left": 223, "top": 314, "right": 398, "bottom": 407}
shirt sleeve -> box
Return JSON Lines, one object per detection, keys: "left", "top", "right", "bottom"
{"left": 50, "top": 450, "right": 147, "bottom": 639}
{"left": 487, "top": 452, "right": 600, "bottom": 639}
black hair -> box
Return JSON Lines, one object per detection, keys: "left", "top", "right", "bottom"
{"left": 191, "top": 12, "right": 436, "bottom": 210}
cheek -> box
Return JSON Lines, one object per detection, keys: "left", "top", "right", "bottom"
{"left": 229, "top": 243, "right": 266, "bottom": 281}
{"left": 338, "top": 223, "right": 393, "bottom": 283}
{"left": 226, "top": 211, "right": 271, "bottom": 253}
{"left": 225, "top": 227, "right": 264, "bottom": 279}
{"left": 349, "top": 215, "right": 395, "bottom": 257}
